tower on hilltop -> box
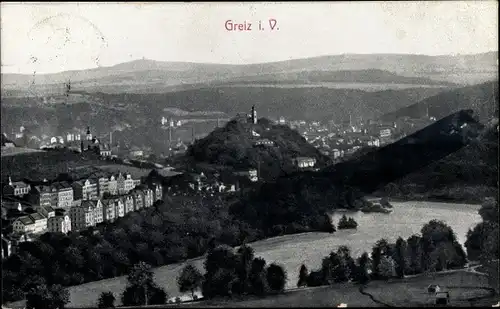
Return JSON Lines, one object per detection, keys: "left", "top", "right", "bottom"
{"left": 251, "top": 105, "right": 257, "bottom": 124}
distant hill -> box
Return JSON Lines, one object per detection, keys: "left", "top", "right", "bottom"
{"left": 186, "top": 118, "right": 331, "bottom": 181}
{"left": 381, "top": 81, "right": 499, "bottom": 122}
{"left": 221, "top": 69, "right": 456, "bottom": 86}
{"left": 0, "top": 87, "right": 445, "bottom": 140}
{"left": 2, "top": 52, "right": 496, "bottom": 95}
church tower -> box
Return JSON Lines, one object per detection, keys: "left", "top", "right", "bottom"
{"left": 86, "top": 126, "right": 92, "bottom": 141}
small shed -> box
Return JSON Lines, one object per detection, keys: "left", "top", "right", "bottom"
{"left": 427, "top": 284, "right": 441, "bottom": 293}
{"left": 435, "top": 291, "right": 450, "bottom": 305}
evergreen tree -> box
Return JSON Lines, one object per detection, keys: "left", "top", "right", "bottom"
{"left": 297, "top": 264, "right": 309, "bottom": 288}
{"left": 394, "top": 237, "right": 407, "bottom": 278}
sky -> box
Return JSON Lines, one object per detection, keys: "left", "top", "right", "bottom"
{"left": 1, "top": 1, "right": 498, "bottom": 74}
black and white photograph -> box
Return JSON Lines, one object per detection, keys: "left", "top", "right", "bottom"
{"left": 0, "top": 2, "right": 498, "bottom": 308}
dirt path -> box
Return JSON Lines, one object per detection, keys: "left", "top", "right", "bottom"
{"left": 358, "top": 285, "right": 393, "bottom": 307}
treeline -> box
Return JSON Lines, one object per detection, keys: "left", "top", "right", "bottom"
{"left": 230, "top": 177, "right": 369, "bottom": 237}
{"left": 1, "top": 196, "right": 260, "bottom": 303}
{"left": 298, "top": 220, "right": 467, "bottom": 288}
{"left": 185, "top": 244, "right": 287, "bottom": 299}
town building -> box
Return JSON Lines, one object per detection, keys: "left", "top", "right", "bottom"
{"left": 97, "top": 176, "right": 110, "bottom": 198}
{"left": 131, "top": 190, "right": 144, "bottom": 210}
{"left": 101, "top": 198, "right": 117, "bottom": 222}
{"left": 12, "top": 213, "right": 47, "bottom": 234}
{"left": 27, "top": 185, "right": 54, "bottom": 208}
{"left": 47, "top": 214, "right": 72, "bottom": 234}
{"left": 233, "top": 169, "right": 258, "bottom": 182}
{"left": 37, "top": 205, "right": 56, "bottom": 219}
{"left": 72, "top": 179, "right": 98, "bottom": 201}
{"left": 292, "top": 157, "right": 317, "bottom": 169}
{"left": 69, "top": 200, "right": 96, "bottom": 231}
{"left": 1, "top": 236, "right": 13, "bottom": 258}
{"left": 112, "top": 198, "right": 125, "bottom": 219}
{"left": 117, "top": 173, "right": 136, "bottom": 195}
{"left": 253, "top": 138, "right": 275, "bottom": 146}
{"left": 149, "top": 183, "right": 163, "bottom": 202}
{"left": 51, "top": 182, "right": 74, "bottom": 208}
{"left": 142, "top": 187, "right": 154, "bottom": 208}
{"left": 108, "top": 175, "right": 118, "bottom": 195}
{"left": 3, "top": 178, "right": 30, "bottom": 197}
{"left": 122, "top": 194, "right": 135, "bottom": 214}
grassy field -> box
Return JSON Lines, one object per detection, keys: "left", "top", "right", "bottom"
{"left": 364, "top": 270, "right": 494, "bottom": 307}
{"left": 0, "top": 146, "right": 45, "bottom": 157}
{"left": 96, "top": 164, "right": 154, "bottom": 179}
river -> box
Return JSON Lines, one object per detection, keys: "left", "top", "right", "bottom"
{"left": 66, "top": 200, "right": 482, "bottom": 307}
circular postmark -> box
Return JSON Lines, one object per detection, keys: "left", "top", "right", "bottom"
{"left": 27, "top": 13, "right": 108, "bottom": 75}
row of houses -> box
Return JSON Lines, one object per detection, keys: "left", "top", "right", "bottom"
{"left": 69, "top": 183, "right": 161, "bottom": 231}
{"left": 9, "top": 182, "right": 163, "bottom": 235}
{"left": 3, "top": 172, "right": 142, "bottom": 209}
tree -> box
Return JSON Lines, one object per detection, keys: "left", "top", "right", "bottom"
{"left": 122, "top": 261, "right": 166, "bottom": 306}
{"left": 478, "top": 197, "right": 499, "bottom": 223}
{"left": 127, "top": 262, "right": 154, "bottom": 305}
{"left": 177, "top": 264, "right": 203, "bottom": 300}
{"left": 202, "top": 245, "right": 238, "bottom": 298}
{"left": 371, "top": 239, "right": 388, "bottom": 279}
{"left": 248, "top": 257, "right": 268, "bottom": 296}
{"left": 234, "top": 244, "right": 255, "bottom": 294}
{"left": 297, "top": 264, "right": 308, "bottom": 288}
{"left": 356, "top": 252, "right": 370, "bottom": 284}
{"left": 378, "top": 256, "right": 396, "bottom": 279}
{"left": 394, "top": 237, "right": 407, "bottom": 278}
{"left": 406, "top": 234, "right": 422, "bottom": 275}
{"left": 97, "top": 291, "right": 116, "bottom": 308}
{"left": 26, "top": 283, "right": 69, "bottom": 309}
{"left": 266, "top": 263, "right": 287, "bottom": 293}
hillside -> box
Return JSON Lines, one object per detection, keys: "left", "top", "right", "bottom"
{"left": 375, "top": 121, "right": 499, "bottom": 202}
{"left": 186, "top": 118, "right": 331, "bottom": 181}
{"left": 2, "top": 52, "right": 496, "bottom": 95}
{"left": 230, "top": 109, "right": 484, "bottom": 234}
{"left": 381, "top": 81, "right": 499, "bottom": 122}
{"left": 0, "top": 149, "right": 107, "bottom": 182}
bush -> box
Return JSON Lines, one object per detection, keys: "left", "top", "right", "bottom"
{"left": 97, "top": 291, "right": 115, "bottom": 308}
{"left": 266, "top": 264, "right": 287, "bottom": 293}
{"left": 338, "top": 215, "right": 358, "bottom": 230}
{"left": 306, "top": 270, "right": 324, "bottom": 287}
